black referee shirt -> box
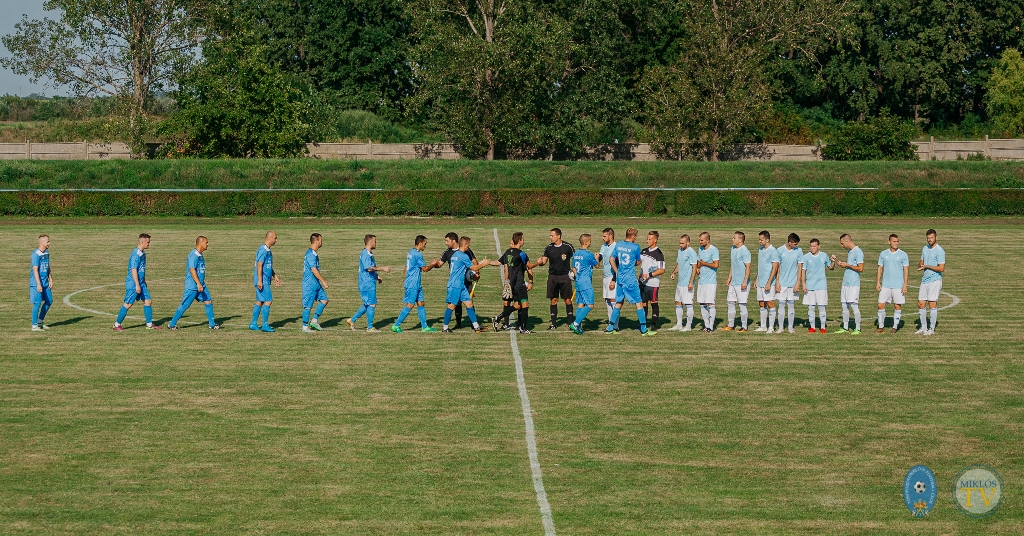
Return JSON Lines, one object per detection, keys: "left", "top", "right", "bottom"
{"left": 542, "top": 242, "right": 575, "bottom": 275}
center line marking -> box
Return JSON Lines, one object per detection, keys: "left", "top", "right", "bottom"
{"left": 493, "top": 227, "right": 556, "bottom": 536}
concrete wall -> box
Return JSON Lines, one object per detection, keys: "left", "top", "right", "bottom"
{"left": 0, "top": 141, "right": 132, "bottom": 160}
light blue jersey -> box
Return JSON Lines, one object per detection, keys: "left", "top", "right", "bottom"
{"left": 302, "top": 248, "right": 322, "bottom": 290}
{"left": 30, "top": 249, "right": 51, "bottom": 288}
{"left": 730, "top": 245, "right": 751, "bottom": 286}
{"left": 599, "top": 241, "right": 617, "bottom": 277}
{"left": 614, "top": 241, "right": 642, "bottom": 287}
{"left": 185, "top": 249, "right": 206, "bottom": 291}
{"left": 697, "top": 244, "right": 720, "bottom": 285}
{"left": 778, "top": 245, "right": 803, "bottom": 288}
{"left": 253, "top": 244, "right": 273, "bottom": 286}
{"left": 920, "top": 244, "right": 946, "bottom": 285}
{"left": 801, "top": 251, "right": 830, "bottom": 291}
{"left": 676, "top": 247, "right": 697, "bottom": 287}
{"left": 878, "top": 248, "right": 909, "bottom": 289}
{"left": 842, "top": 246, "right": 864, "bottom": 287}
{"left": 358, "top": 249, "right": 377, "bottom": 291}
{"left": 127, "top": 248, "right": 146, "bottom": 286}
{"left": 447, "top": 250, "right": 472, "bottom": 288}
{"left": 405, "top": 248, "right": 426, "bottom": 289}
{"left": 756, "top": 245, "right": 779, "bottom": 287}
{"left": 572, "top": 249, "right": 599, "bottom": 290}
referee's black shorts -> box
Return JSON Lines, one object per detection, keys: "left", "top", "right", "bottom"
{"left": 547, "top": 274, "right": 573, "bottom": 300}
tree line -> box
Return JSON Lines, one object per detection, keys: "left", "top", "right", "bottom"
{"left": 2, "top": 0, "right": 1023, "bottom": 160}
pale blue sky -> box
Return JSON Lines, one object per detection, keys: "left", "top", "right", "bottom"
{"left": 0, "top": 0, "right": 63, "bottom": 96}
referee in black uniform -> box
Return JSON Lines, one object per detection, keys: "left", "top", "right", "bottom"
{"left": 537, "top": 228, "right": 576, "bottom": 330}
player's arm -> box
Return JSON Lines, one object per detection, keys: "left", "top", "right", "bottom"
{"left": 609, "top": 257, "right": 618, "bottom": 289}
{"left": 766, "top": 261, "right": 779, "bottom": 291}
{"left": 470, "top": 259, "right": 491, "bottom": 271}
{"left": 796, "top": 264, "right": 805, "bottom": 293}
{"left": 687, "top": 262, "right": 697, "bottom": 290}
{"left": 33, "top": 264, "right": 43, "bottom": 292}
{"left": 918, "top": 259, "right": 945, "bottom": 273}
{"left": 190, "top": 267, "right": 203, "bottom": 292}
{"left": 741, "top": 262, "right": 751, "bottom": 290}
{"left": 311, "top": 266, "right": 329, "bottom": 289}
{"left": 876, "top": 264, "right": 883, "bottom": 292}
{"left": 701, "top": 258, "right": 720, "bottom": 269}
{"left": 365, "top": 265, "right": 391, "bottom": 273}
{"left": 651, "top": 262, "right": 666, "bottom": 278}
{"left": 132, "top": 267, "right": 142, "bottom": 292}
{"left": 670, "top": 262, "right": 679, "bottom": 280}
{"left": 421, "top": 260, "right": 437, "bottom": 273}
{"left": 902, "top": 265, "right": 909, "bottom": 294}
{"left": 526, "top": 268, "right": 535, "bottom": 290}
{"left": 256, "top": 261, "right": 264, "bottom": 290}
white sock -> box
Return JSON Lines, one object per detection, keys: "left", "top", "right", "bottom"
{"left": 807, "top": 306, "right": 816, "bottom": 329}
{"left": 894, "top": 309, "right": 902, "bottom": 328}
{"left": 686, "top": 305, "right": 694, "bottom": 328}
{"left": 919, "top": 308, "right": 927, "bottom": 330}
{"left": 676, "top": 305, "right": 683, "bottom": 326}
{"left": 929, "top": 308, "right": 938, "bottom": 331}
{"left": 853, "top": 304, "right": 861, "bottom": 330}
{"left": 607, "top": 301, "right": 614, "bottom": 320}
{"left": 787, "top": 301, "right": 796, "bottom": 329}
{"left": 878, "top": 309, "right": 886, "bottom": 328}
{"left": 739, "top": 304, "right": 748, "bottom": 329}
{"left": 443, "top": 324, "right": 449, "bottom": 330}
{"left": 818, "top": 305, "right": 826, "bottom": 329}
{"left": 727, "top": 302, "right": 737, "bottom": 327}
{"left": 708, "top": 305, "right": 716, "bottom": 328}
{"left": 842, "top": 303, "right": 850, "bottom": 329}
{"left": 768, "top": 308, "right": 776, "bottom": 330}
{"left": 760, "top": 307, "right": 767, "bottom": 328}
{"left": 700, "top": 305, "right": 709, "bottom": 327}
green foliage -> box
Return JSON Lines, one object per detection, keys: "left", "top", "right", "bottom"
{"left": 329, "top": 110, "right": 437, "bottom": 143}
{"left": 986, "top": 49, "right": 1024, "bottom": 137}
{"left": 822, "top": 114, "right": 918, "bottom": 161}
{"left": 0, "top": 96, "right": 120, "bottom": 122}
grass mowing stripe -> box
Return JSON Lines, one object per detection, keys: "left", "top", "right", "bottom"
{"left": 493, "top": 227, "right": 557, "bottom": 536}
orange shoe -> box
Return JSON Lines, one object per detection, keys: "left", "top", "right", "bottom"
{"left": 807, "top": 327, "right": 817, "bottom": 333}
{"left": 720, "top": 326, "right": 734, "bottom": 331}
{"left": 819, "top": 328, "right": 827, "bottom": 334}
{"left": 737, "top": 328, "right": 747, "bottom": 332}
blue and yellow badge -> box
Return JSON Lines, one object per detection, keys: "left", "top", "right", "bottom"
{"left": 903, "top": 465, "right": 937, "bottom": 517}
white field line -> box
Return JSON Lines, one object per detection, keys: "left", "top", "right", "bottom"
{"left": 493, "top": 228, "right": 556, "bottom": 536}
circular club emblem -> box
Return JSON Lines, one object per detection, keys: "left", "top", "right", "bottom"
{"left": 903, "top": 465, "right": 937, "bottom": 517}
{"left": 952, "top": 465, "right": 1004, "bottom": 518}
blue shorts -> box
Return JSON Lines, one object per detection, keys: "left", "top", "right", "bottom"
{"left": 359, "top": 287, "right": 377, "bottom": 306}
{"left": 255, "top": 284, "right": 273, "bottom": 302}
{"left": 403, "top": 286, "right": 425, "bottom": 305}
{"left": 615, "top": 283, "right": 642, "bottom": 304}
{"left": 302, "top": 286, "right": 328, "bottom": 308}
{"left": 575, "top": 286, "right": 595, "bottom": 306}
{"left": 446, "top": 286, "right": 471, "bottom": 305}
{"left": 181, "top": 287, "right": 212, "bottom": 306}
{"left": 124, "top": 282, "right": 152, "bottom": 304}
{"left": 30, "top": 286, "right": 53, "bottom": 305}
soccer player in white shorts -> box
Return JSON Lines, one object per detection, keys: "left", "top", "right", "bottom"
{"left": 695, "top": 232, "right": 720, "bottom": 332}
{"left": 754, "top": 231, "right": 780, "bottom": 332}
{"left": 916, "top": 229, "right": 946, "bottom": 335}
{"left": 876, "top": 234, "right": 910, "bottom": 333}
{"left": 723, "top": 231, "right": 752, "bottom": 331}
{"left": 798, "top": 238, "right": 835, "bottom": 333}
{"left": 775, "top": 233, "right": 803, "bottom": 333}
{"left": 832, "top": 233, "right": 864, "bottom": 334}
{"left": 669, "top": 234, "right": 698, "bottom": 331}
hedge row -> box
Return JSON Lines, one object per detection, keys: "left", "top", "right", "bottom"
{"left": 1, "top": 189, "right": 1022, "bottom": 217}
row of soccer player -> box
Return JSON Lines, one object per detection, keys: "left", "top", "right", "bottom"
{"left": 27, "top": 227, "right": 945, "bottom": 335}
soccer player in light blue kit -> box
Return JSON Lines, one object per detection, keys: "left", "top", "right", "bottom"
{"left": 250, "top": 231, "right": 281, "bottom": 332}
{"left": 606, "top": 228, "right": 653, "bottom": 335}
{"left": 570, "top": 233, "right": 599, "bottom": 334}
{"left": 798, "top": 238, "right": 835, "bottom": 333}
{"left": 443, "top": 236, "right": 494, "bottom": 332}
{"left": 754, "top": 231, "right": 780, "bottom": 333}
{"left": 832, "top": 233, "right": 864, "bottom": 334}
{"left": 302, "top": 233, "right": 330, "bottom": 332}
{"left": 392, "top": 235, "right": 439, "bottom": 333}
{"left": 916, "top": 229, "right": 946, "bottom": 335}
{"left": 30, "top": 234, "right": 53, "bottom": 331}
{"left": 668, "top": 234, "right": 698, "bottom": 331}
{"left": 876, "top": 233, "right": 910, "bottom": 333}
{"left": 349, "top": 234, "right": 392, "bottom": 332}
{"left": 775, "top": 233, "right": 803, "bottom": 333}
{"left": 695, "top": 231, "right": 720, "bottom": 332}
{"left": 168, "top": 236, "right": 218, "bottom": 330}
{"left": 598, "top": 228, "right": 617, "bottom": 323}
{"left": 114, "top": 233, "right": 161, "bottom": 331}
{"left": 723, "top": 231, "right": 752, "bottom": 332}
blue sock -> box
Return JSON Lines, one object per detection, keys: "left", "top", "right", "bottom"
{"left": 576, "top": 305, "right": 592, "bottom": 326}
{"left": 466, "top": 306, "right": 478, "bottom": 326}
{"left": 39, "top": 301, "right": 50, "bottom": 321}
{"left": 607, "top": 308, "right": 621, "bottom": 331}
{"left": 315, "top": 302, "right": 326, "bottom": 319}
{"left": 366, "top": 305, "right": 376, "bottom": 326}
{"left": 204, "top": 303, "right": 215, "bottom": 327}
{"left": 31, "top": 301, "right": 41, "bottom": 326}
{"left": 637, "top": 308, "right": 648, "bottom": 332}
{"left": 352, "top": 304, "right": 366, "bottom": 321}
{"left": 116, "top": 305, "right": 129, "bottom": 325}
{"left": 250, "top": 305, "right": 261, "bottom": 326}
{"left": 302, "top": 307, "right": 311, "bottom": 325}
{"left": 417, "top": 306, "right": 428, "bottom": 328}
{"left": 144, "top": 305, "right": 153, "bottom": 324}
{"left": 261, "top": 305, "right": 270, "bottom": 326}
{"left": 170, "top": 303, "right": 188, "bottom": 327}
{"left": 396, "top": 306, "right": 412, "bottom": 326}
{"left": 444, "top": 308, "right": 453, "bottom": 326}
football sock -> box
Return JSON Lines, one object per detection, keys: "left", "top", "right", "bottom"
{"left": 727, "top": 302, "right": 736, "bottom": 327}
{"left": 499, "top": 304, "right": 515, "bottom": 322}
{"left": 261, "top": 305, "right": 270, "bottom": 327}
{"left": 929, "top": 307, "right": 938, "bottom": 331}
{"left": 768, "top": 307, "right": 776, "bottom": 330}
{"left": 893, "top": 309, "right": 902, "bottom": 328}
{"left": 739, "top": 304, "right": 748, "bottom": 329}
{"left": 637, "top": 308, "right": 647, "bottom": 332}
{"left": 302, "top": 307, "right": 311, "bottom": 325}
{"left": 877, "top": 309, "right": 886, "bottom": 328}
{"left": 565, "top": 303, "right": 574, "bottom": 324}
{"left": 466, "top": 306, "right": 479, "bottom": 328}
{"left": 31, "top": 301, "right": 41, "bottom": 326}
{"left": 818, "top": 305, "right": 826, "bottom": 329}
{"left": 607, "top": 307, "right": 622, "bottom": 330}
{"left": 675, "top": 305, "right": 683, "bottom": 326}
{"left": 708, "top": 305, "right": 716, "bottom": 329}
{"left": 250, "top": 305, "right": 261, "bottom": 326}
{"left": 169, "top": 303, "right": 189, "bottom": 327}
{"left": 518, "top": 307, "right": 529, "bottom": 330}
{"left": 606, "top": 300, "right": 614, "bottom": 320}
{"left": 787, "top": 301, "right": 796, "bottom": 329}
{"left": 366, "top": 305, "right": 376, "bottom": 327}
{"left": 204, "top": 303, "right": 216, "bottom": 327}
{"left": 417, "top": 306, "right": 428, "bottom": 328}
{"left": 351, "top": 304, "right": 366, "bottom": 322}
{"left": 918, "top": 308, "right": 927, "bottom": 330}
{"left": 314, "top": 302, "right": 326, "bottom": 320}
{"left": 144, "top": 305, "right": 153, "bottom": 325}
{"left": 651, "top": 303, "right": 659, "bottom": 329}
{"left": 577, "top": 305, "right": 592, "bottom": 326}
{"left": 116, "top": 305, "right": 129, "bottom": 325}
{"left": 700, "top": 304, "right": 708, "bottom": 327}
{"left": 443, "top": 308, "right": 453, "bottom": 329}
{"left": 759, "top": 306, "right": 767, "bottom": 328}
{"left": 685, "top": 304, "right": 694, "bottom": 328}
{"left": 396, "top": 306, "right": 412, "bottom": 326}
{"left": 38, "top": 301, "right": 50, "bottom": 321}
{"left": 550, "top": 304, "right": 558, "bottom": 326}
{"left": 853, "top": 304, "right": 862, "bottom": 330}
{"left": 842, "top": 303, "right": 850, "bottom": 329}
{"left": 807, "top": 306, "right": 816, "bottom": 329}
{"left": 455, "top": 303, "right": 463, "bottom": 325}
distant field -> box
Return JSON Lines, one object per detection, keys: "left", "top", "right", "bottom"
{"left": 1, "top": 217, "right": 1022, "bottom": 534}
{"left": 2, "top": 159, "right": 1024, "bottom": 190}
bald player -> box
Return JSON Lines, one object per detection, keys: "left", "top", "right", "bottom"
{"left": 250, "top": 231, "right": 282, "bottom": 332}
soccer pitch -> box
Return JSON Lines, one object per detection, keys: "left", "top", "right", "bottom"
{"left": 1, "top": 216, "right": 1021, "bottom": 534}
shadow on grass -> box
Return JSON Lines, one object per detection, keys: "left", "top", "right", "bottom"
{"left": 47, "top": 316, "right": 89, "bottom": 327}
{"left": 270, "top": 316, "right": 301, "bottom": 329}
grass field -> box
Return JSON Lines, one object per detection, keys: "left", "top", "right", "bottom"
{"left": 1, "top": 216, "right": 1022, "bottom": 534}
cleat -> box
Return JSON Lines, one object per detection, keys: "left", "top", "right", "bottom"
{"left": 754, "top": 326, "right": 767, "bottom": 332}
{"left": 851, "top": 329, "right": 862, "bottom": 335}
{"left": 442, "top": 328, "right": 454, "bottom": 333}
{"left": 775, "top": 327, "right": 784, "bottom": 334}
{"left": 346, "top": 318, "right": 356, "bottom": 331}
{"left": 367, "top": 327, "right": 381, "bottom": 333}
{"left": 788, "top": 328, "right": 795, "bottom": 333}
{"left": 40, "top": 324, "right": 49, "bottom": 330}
{"left": 641, "top": 330, "right": 657, "bottom": 336}
{"left": 570, "top": 323, "right": 581, "bottom": 335}
{"left": 209, "top": 325, "right": 220, "bottom": 330}
{"left": 924, "top": 329, "right": 934, "bottom": 336}
{"left": 547, "top": 324, "right": 558, "bottom": 330}
{"left": 455, "top": 322, "right": 463, "bottom": 330}
{"left": 249, "top": 324, "right": 259, "bottom": 331}
{"left": 667, "top": 324, "right": 682, "bottom": 331}
{"left": 391, "top": 325, "right": 403, "bottom": 333}
{"left": 113, "top": 325, "right": 125, "bottom": 332}
{"left": 720, "top": 326, "right": 734, "bottom": 331}
{"left": 604, "top": 328, "right": 619, "bottom": 335}
{"left": 518, "top": 328, "right": 532, "bottom": 334}
{"left": 737, "top": 328, "right": 747, "bottom": 332}
{"left": 834, "top": 327, "right": 849, "bottom": 334}
{"left": 302, "top": 325, "right": 314, "bottom": 333}
{"left": 261, "top": 325, "right": 276, "bottom": 333}
{"left": 914, "top": 328, "right": 927, "bottom": 334}
{"left": 421, "top": 326, "right": 439, "bottom": 332}
{"left": 875, "top": 328, "right": 885, "bottom": 334}
{"left": 819, "top": 328, "right": 827, "bottom": 334}
{"left": 146, "top": 324, "right": 162, "bottom": 330}
{"left": 890, "top": 327, "right": 898, "bottom": 334}
{"left": 309, "top": 321, "right": 323, "bottom": 332}
{"left": 807, "top": 328, "right": 817, "bottom": 333}
{"left": 703, "top": 327, "right": 713, "bottom": 333}
{"left": 681, "top": 326, "right": 692, "bottom": 332}
{"left": 31, "top": 325, "right": 43, "bottom": 332}
{"left": 168, "top": 325, "right": 179, "bottom": 331}
{"left": 492, "top": 316, "right": 501, "bottom": 332}
{"left": 474, "top": 326, "right": 489, "bottom": 333}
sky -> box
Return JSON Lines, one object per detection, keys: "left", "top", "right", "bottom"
{"left": 0, "top": 0, "right": 63, "bottom": 97}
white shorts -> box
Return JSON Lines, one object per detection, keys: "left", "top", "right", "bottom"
{"left": 878, "top": 287, "right": 906, "bottom": 305}
{"left": 674, "top": 285, "right": 695, "bottom": 304}
{"left": 777, "top": 287, "right": 796, "bottom": 302}
{"left": 602, "top": 276, "right": 615, "bottom": 300}
{"left": 696, "top": 284, "right": 717, "bottom": 304}
{"left": 727, "top": 285, "right": 750, "bottom": 303}
{"left": 756, "top": 286, "right": 776, "bottom": 302}
{"left": 802, "top": 289, "right": 828, "bottom": 306}
{"left": 918, "top": 280, "right": 942, "bottom": 302}
{"left": 840, "top": 285, "right": 861, "bottom": 304}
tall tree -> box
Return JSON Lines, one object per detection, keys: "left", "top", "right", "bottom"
{"left": 986, "top": 48, "right": 1024, "bottom": 137}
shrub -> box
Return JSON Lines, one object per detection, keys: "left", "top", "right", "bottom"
{"left": 822, "top": 114, "right": 918, "bottom": 161}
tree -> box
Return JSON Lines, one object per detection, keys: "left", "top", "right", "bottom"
{"left": 0, "top": 0, "right": 208, "bottom": 150}
{"left": 821, "top": 113, "right": 917, "bottom": 160}
{"left": 986, "top": 49, "right": 1024, "bottom": 137}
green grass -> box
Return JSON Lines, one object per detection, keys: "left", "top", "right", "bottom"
{"left": 1, "top": 217, "right": 1022, "bottom": 534}
{"left": 2, "top": 159, "right": 1024, "bottom": 190}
